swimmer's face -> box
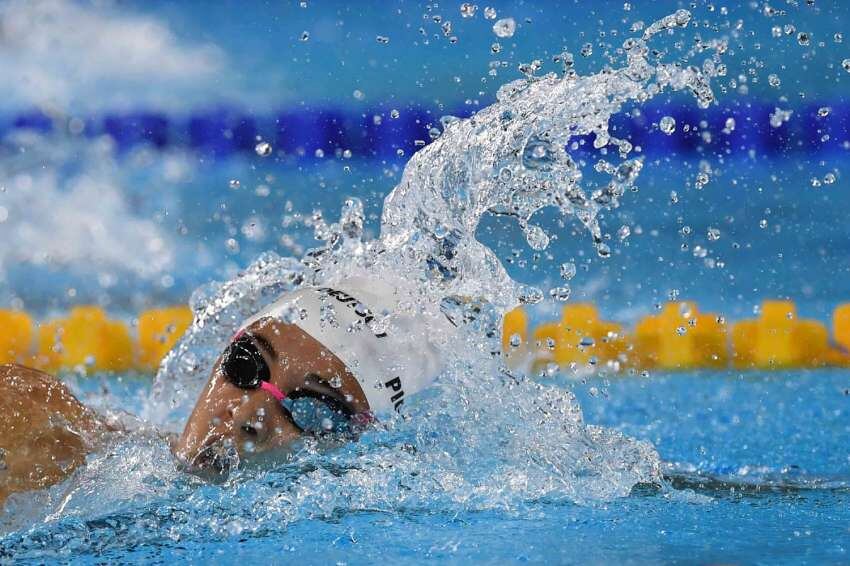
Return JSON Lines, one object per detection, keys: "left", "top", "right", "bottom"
{"left": 172, "top": 320, "right": 369, "bottom": 480}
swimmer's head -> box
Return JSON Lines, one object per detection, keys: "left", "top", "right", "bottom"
{"left": 173, "top": 276, "right": 450, "bottom": 480}
{"left": 172, "top": 317, "right": 371, "bottom": 480}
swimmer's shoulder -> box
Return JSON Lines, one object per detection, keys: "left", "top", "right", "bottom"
{"left": 0, "top": 363, "right": 100, "bottom": 430}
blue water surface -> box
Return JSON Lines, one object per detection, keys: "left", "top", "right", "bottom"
{"left": 2, "top": 2, "right": 850, "bottom": 563}
{"left": 3, "top": 370, "right": 848, "bottom": 564}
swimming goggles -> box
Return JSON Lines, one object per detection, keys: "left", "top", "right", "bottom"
{"left": 220, "top": 333, "right": 360, "bottom": 435}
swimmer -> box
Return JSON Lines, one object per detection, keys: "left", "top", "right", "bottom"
{"left": 0, "top": 274, "right": 452, "bottom": 503}
{"left": 173, "top": 274, "right": 451, "bottom": 477}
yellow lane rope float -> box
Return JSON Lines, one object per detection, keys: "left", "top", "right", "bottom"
{"left": 503, "top": 300, "right": 850, "bottom": 372}
{"left": 2, "top": 299, "right": 850, "bottom": 373}
{"left": 0, "top": 306, "right": 192, "bottom": 373}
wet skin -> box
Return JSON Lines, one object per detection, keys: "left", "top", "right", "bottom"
{"left": 0, "top": 363, "right": 109, "bottom": 506}
{"left": 172, "top": 318, "right": 371, "bottom": 478}
{"left": 0, "top": 320, "right": 368, "bottom": 506}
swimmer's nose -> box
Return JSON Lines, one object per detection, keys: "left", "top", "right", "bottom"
{"left": 232, "top": 405, "right": 270, "bottom": 443}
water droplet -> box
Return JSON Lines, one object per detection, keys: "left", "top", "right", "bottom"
{"left": 376, "top": 35, "right": 390, "bottom": 44}
{"left": 759, "top": 219, "right": 768, "bottom": 229}
{"left": 329, "top": 374, "right": 343, "bottom": 388}
{"left": 492, "top": 17, "right": 516, "bottom": 38}
{"left": 818, "top": 107, "right": 831, "bottom": 117}
{"left": 229, "top": 179, "right": 241, "bottom": 190}
{"left": 524, "top": 224, "right": 549, "bottom": 250}
{"left": 483, "top": 6, "right": 497, "bottom": 19}
{"left": 300, "top": 31, "right": 310, "bottom": 42}
{"left": 460, "top": 3, "right": 477, "bottom": 18}
{"left": 509, "top": 333, "right": 522, "bottom": 347}
{"left": 579, "top": 336, "right": 595, "bottom": 348}
{"left": 769, "top": 107, "right": 793, "bottom": 128}
{"left": 675, "top": 326, "right": 687, "bottom": 336}
{"left": 549, "top": 286, "right": 571, "bottom": 301}
{"left": 560, "top": 262, "right": 577, "bottom": 281}
{"left": 390, "top": 109, "right": 400, "bottom": 119}
{"left": 797, "top": 32, "right": 810, "bottom": 46}
{"left": 617, "top": 225, "right": 631, "bottom": 241}
{"left": 254, "top": 141, "right": 272, "bottom": 157}
{"left": 353, "top": 89, "right": 365, "bottom": 101}
{"left": 518, "top": 59, "right": 543, "bottom": 78}
{"left": 695, "top": 172, "right": 710, "bottom": 189}
{"left": 707, "top": 227, "right": 721, "bottom": 241}
{"left": 768, "top": 74, "right": 781, "bottom": 87}
{"left": 490, "top": 42, "right": 502, "bottom": 53}
{"left": 659, "top": 115, "right": 676, "bottom": 134}
{"left": 596, "top": 243, "right": 611, "bottom": 258}
{"left": 823, "top": 172, "right": 836, "bottom": 185}
{"left": 843, "top": 59, "right": 850, "bottom": 73}
{"left": 315, "top": 148, "right": 325, "bottom": 158}
{"left": 518, "top": 285, "right": 544, "bottom": 305}
{"left": 521, "top": 135, "right": 555, "bottom": 170}
{"left": 580, "top": 43, "right": 593, "bottom": 57}
{"left": 835, "top": 33, "right": 843, "bottom": 44}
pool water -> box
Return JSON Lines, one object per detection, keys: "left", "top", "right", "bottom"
{"left": 2, "top": 2, "right": 850, "bottom": 563}
{"left": 2, "top": 370, "right": 847, "bottom": 564}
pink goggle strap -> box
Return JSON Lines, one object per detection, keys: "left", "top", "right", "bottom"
{"left": 260, "top": 381, "right": 287, "bottom": 402}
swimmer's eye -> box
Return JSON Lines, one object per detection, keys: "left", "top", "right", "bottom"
{"left": 281, "top": 392, "right": 352, "bottom": 436}
{"left": 221, "top": 335, "right": 271, "bottom": 389}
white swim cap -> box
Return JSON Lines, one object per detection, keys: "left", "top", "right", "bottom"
{"left": 240, "top": 274, "right": 454, "bottom": 414}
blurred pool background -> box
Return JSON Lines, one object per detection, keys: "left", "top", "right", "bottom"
{"left": 2, "top": 0, "right": 849, "bottom": 323}
{"left": 1, "top": 0, "right": 850, "bottom": 563}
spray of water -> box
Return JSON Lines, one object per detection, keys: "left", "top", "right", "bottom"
{"left": 151, "top": 8, "right": 722, "bottom": 422}
{"left": 4, "top": 10, "right": 725, "bottom": 549}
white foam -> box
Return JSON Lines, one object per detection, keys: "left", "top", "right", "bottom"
{"left": 0, "top": 0, "right": 224, "bottom": 112}
{"left": 0, "top": 132, "right": 174, "bottom": 282}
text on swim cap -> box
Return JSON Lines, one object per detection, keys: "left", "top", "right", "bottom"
{"left": 317, "top": 287, "right": 388, "bottom": 338}
{"left": 384, "top": 376, "right": 405, "bottom": 411}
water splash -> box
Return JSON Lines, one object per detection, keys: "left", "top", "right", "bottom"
{"left": 7, "top": 9, "right": 725, "bottom": 546}
{"left": 379, "top": 7, "right": 721, "bottom": 311}
{"left": 149, "top": 10, "right": 721, "bottom": 481}
{"left": 0, "top": 131, "right": 176, "bottom": 306}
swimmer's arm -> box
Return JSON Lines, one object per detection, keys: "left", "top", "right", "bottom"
{"left": 0, "top": 364, "right": 107, "bottom": 507}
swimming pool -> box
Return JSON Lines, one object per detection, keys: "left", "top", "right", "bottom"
{"left": 2, "top": 370, "right": 847, "bottom": 563}
{"left": 2, "top": 1, "right": 849, "bottom": 563}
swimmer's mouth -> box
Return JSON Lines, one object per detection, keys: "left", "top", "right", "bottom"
{"left": 177, "top": 441, "right": 239, "bottom": 482}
